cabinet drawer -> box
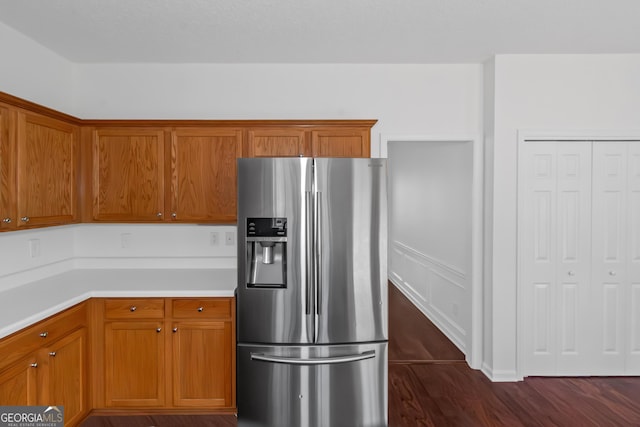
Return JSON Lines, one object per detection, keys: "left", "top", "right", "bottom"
{"left": 172, "top": 298, "right": 232, "bottom": 319}
{"left": 104, "top": 299, "right": 165, "bottom": 319}
{"left": 0, "top": 302, "right": 87, "bottom": 372}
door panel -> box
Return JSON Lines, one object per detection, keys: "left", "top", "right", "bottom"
{"left": 628, "top": 143, "right": 640, "bottom": 372}
{"left": 237, "top": 343, "right": 387, "bottom": 427}
{"left": 521, "top": 142, "right": 592, "bottom": 375}
{"left": 592, "top": 142, "right": 627, "bottom": 374}
{"left": 237, "top": 158, "right": 313, "bottom": 344}
{"left": 313, "top": 158, "right": 387, "bottom": 344}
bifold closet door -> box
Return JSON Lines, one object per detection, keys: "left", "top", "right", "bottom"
{"left": 592, "top": 142, "right": 640, "bottom": 374}
{"left": 520, "top": 142, "right": 592, "bottom": 375}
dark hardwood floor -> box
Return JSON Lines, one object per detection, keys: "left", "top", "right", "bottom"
{"left": 81, "top": 282, "right": 640, "bottom": 426}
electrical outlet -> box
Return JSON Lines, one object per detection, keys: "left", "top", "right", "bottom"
{"left": 225, "top": 231, "right": 235, "bottom": 246}
{"left": 210, "top": 231, "right": 219, "bottom": 246}
{"left": 121, "top": 233, "right": 132, "bottom": 249}
{"left": 28, "top": 239, "right": 41, "bottom": 258}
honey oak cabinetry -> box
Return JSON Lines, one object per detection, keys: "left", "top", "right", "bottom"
{"left": 0, "top": 303, "right": 88, "bottom": 427}
{"left": 311, "top": 127, "right": 370, "bottom": 157}
{"left": 86, "top": 127, "right": 243, "bottom": 223}
{"left": 102, "top": 299, "right": 166, "bottom": 407}
{"left": 170, "top": 128, "right": 242, "bottom": 222}
{"left": 90, "top": 128, "right": 166, "bottom": 222}
{"left": 246, "top": 127, "right": 309, "bottom": 157}
{"left": 0, "top": 102, "right": 79, "bottom": 230}
{"left": 93, "top": 297, "right": 235, "bottom": 410}
{"left": 171, "top": 298, "right": 234, "bottom": 408}
{"left": 245, "top": 124, "right": 372, "bottom": 158}
{"left": 0, "top": 105, "right": 15, "bottom": 230}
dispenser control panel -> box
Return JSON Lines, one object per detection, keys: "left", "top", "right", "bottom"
{"left": 247, "top": 217, "right": 287, "bottom": 237}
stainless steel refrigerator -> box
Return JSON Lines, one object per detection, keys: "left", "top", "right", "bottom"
{"left": 236, "top": 157, "right": 388, "bottom": 427}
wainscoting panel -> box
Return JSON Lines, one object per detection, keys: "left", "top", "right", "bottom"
{"left": 389, "top": 240, "right": 468, "bottom": 353}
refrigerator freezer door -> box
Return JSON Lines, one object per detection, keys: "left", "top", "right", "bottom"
{"left": 237, "top": 342, "right": 388, "bottom": 427}
{"left": 237, "top": 158, "right": 314, "bottom": 344}
{"left": 314, "top": 158, "right": 388, "bottom": 344}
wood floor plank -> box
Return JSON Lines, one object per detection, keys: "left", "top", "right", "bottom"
{"left": 388, "top": 282, "right": 465, "bottom": 362}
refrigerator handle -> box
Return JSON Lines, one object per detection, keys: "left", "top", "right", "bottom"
{"left": 315, "top": 191, "right": 322, "bottom": 317}
{"left": 305, "top": 191, "right": 314, "bottom": 317}
{"left": 250, "top": 350, "right": 375, "bottom": 365}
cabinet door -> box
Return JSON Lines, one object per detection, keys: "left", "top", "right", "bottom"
{"left": 46, "top": 328, "right": 87, "bottom": 427}
{"left": 0, "top": 355, "right": 39, "bottom": 405}
{"left": 104, "top": 321, "right": 165, "bottom": 407}
{"left": 311, "top": 128, "right": 370, "bottom": 158}
{"left": 520, "top": 142, "right": 593, "bottom": 375}
{"left": 169, "top": 128, "right": 242, "bottom": 222}
{"left": 0, "top": 105, "right": 16, "bottom": 230}
{"left": 246, "top": 128, "right": 308, "bottom": 157}
{"left": 16, "top": 112, "right": 78, "bottom": 227}
{"left": 171, "top": 321, "right": 233, "bottom": 407}
{"left": 92, "top": 128, "right": 165, "bottom": 221}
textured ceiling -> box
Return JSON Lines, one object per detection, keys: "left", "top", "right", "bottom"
{"left": 0, "top": 0, "right": 639, "bottom": 63}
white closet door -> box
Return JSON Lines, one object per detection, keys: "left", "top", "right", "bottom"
{"left": 521, "top": 142, "right": 592, "bottom": 375}
{"left": 592, "top": 142, "right": 628, "bottom": 374}
{"left": 627, "top": 143, "right": 640, "bottom": 373}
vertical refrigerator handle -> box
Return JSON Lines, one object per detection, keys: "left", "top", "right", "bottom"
{"left": 305, "top": 191, "right": 314, "bottom": 317}
{"left": 313, "top": 191, "right": 322, "bottom": 343}
{"left": 315, "top": 191, "right": 322, "bottom": 317}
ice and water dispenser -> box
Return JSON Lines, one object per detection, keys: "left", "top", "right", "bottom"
{"left": 246, "top": 217, "right": 287, "bottom": 288}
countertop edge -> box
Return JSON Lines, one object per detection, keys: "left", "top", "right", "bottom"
{"left": 0, "top": 268, "right": 237, "bottom": 339}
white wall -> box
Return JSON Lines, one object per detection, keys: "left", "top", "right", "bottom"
{"left": 0, "top": 224, "right": 236, "bottom": 292}
{"left": 0, "top": 22, "right": 75, "bottom": 113}
{"left": 388, "top": 141, "right": 474, "bottom": 355}
{"left": 72, "top": 63, "right": 482, "bottom": 156}
{"left": 485, "top": 54, "right": 640, "bottom": 380}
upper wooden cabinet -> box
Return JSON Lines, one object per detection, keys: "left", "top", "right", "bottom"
{"left": 170, "top": 128, "right": 242, "bottom": 222}
{"left": 0, "top": 105, "right": 16, "bottom": 230}
{"left": 311, "top": 127, "right": 370, "bottom": 157}
{"left": 1, "top": 93, "right": 377, "bottom": 228}
{"left": 246, "top": 127, "right": 308, "bottom": 157}
{"left": 16, "top": 111, "right": 79, "bottom": 228}
{"left": 245, "top": 124, "right": 373, "bottom": 158}
{"left": 91, "top": 127, "right": 166, "bottom": 221}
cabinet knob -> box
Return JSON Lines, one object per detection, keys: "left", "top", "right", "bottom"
{"left": 2, "top": 217, "right": 11, "bottom": 224}
{"left": 172, "top": 327, "right": 178, "bottom": 333}
{"left": 157, "top": 212, "right": 163, "bottom": 217}
{"left": 31, "top": 363, "right": 38, "bottom": 368}
{"left": 609, "top": 271, "right": 617, "bottom": 276}
{"left": 130, "top": 306, "right": 137, "bottom": 312}
{"left": 171, "top": 212, "right": 177, "bottom": 219}
{"left": 21, "top": 216, "right": 30, "bottom": 223}
{"left": 49, "top": 351, "right": 57, "bottom": 357}
{"left": 197, "top": 307, "right": 204, "bottom": 312}
{"left": 40, "top": 331, "right": 48, "bottom": 338}
{"left": 156, "top": 327, "right": 162, "bottom": 333}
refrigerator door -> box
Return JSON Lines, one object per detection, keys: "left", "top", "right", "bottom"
{"left": 313, "top": 158, "right": 388, "bottom": 344}
{"left": 237, "top": 342, "right": 388, "bottom": 427}
{"left": 237, "top": 158, "right": 314, "bottom": 344}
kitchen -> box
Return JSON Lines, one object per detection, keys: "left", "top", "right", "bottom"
{"left": 1, "top": 1, "right": 640, "bottom": 426}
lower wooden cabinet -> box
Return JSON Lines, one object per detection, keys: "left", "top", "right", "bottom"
{"left": 104, "top": 321, "right": 165, "bottom": 407}
{"left": 45, "top": 328, "right": 87, "bottom": 426}
{"left": 0, "top": 355, "right": 39, "bottom": 405}
{"left": 0, "top": 296, "right": 236, "bottom": 419}
{"left": 172, "top": 320, "right": 233, "bottom": 407}
{"left": 0, "top": 303, "right": 88, "bottom": 427}
{"left": 94, "top": 297, "right": 235, "bottom": 411}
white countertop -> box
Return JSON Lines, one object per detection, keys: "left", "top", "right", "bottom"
{"left": 0, "top": 268, "right": 237, "bottom": 339}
